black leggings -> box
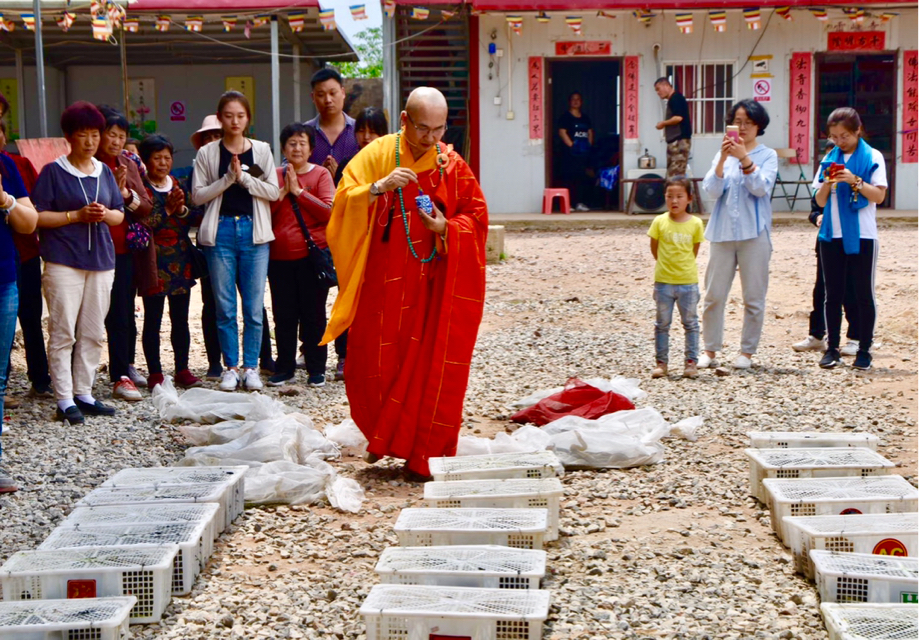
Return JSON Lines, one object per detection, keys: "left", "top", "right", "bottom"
{"left": 809, "top": 239, "right": 859, "bottom": 341}
{"left": 142, "top": 293, "right": 191, "bottom": 375}
{"left": 268, "top": 258, "right": 328, "bottom": 377}
{"left": 819, "top": 238, "right": 877, "bottom": 351}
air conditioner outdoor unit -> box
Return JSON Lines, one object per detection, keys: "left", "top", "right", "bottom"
{"left": 625, "top": 168, "right": 667, "bottom": 214}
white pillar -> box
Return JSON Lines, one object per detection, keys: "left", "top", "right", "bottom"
{"left": 14, "top": 49, "right": 26, "bottom": 138}
{"left": 270, "top": 16, "right": 281, "bottom": 164}
{"left": 293, "top": 43, "right": 301, "bottom": 122}
{"left": 382, "top": 12, "right": 398, "bottom": 131}
{"left": 33, "top": 0, "right": 48, "bottom": 137}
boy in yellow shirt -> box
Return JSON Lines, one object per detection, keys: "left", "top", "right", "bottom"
{"left": 648, "top": 177, "right": 705, "bottom": 378}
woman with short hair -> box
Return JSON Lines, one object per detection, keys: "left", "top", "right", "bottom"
{"left": 699, "top": 99, "right": 777, "bottom": 370}
{"left": 33, "top": 102, "right": 125, "bottom": 423}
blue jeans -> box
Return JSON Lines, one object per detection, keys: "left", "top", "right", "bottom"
{"left": 654, "top": 282, "right": 699, "bottom": 365}
{"left": 0, "top": 280, "right": 18, "bottom": 460}
{"left": 203, "top": 216, "right": 270, "bottom": 369}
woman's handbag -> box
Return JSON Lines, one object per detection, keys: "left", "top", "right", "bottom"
{"left": 125, "top": 221, "right": 151, "bottom": 252}
{"left": 189, "top": 244, "right": 208, "bottom": 280}
{"left": 288, "top": 192, "right": 337, "bottom": 288}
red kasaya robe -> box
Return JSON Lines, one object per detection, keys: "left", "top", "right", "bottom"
{"left": 321, "top": 132, "right": 488, "bottom": 476}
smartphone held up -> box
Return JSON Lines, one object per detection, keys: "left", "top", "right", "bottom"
{"left": 726, "top": 125, "right": 741, "bottom": 143}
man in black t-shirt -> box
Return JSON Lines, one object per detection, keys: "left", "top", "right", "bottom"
{"left": 654, "top": 78, "right": 692, "bottom": 177}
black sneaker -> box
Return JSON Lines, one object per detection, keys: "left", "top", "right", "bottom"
{"left": 819, "top": 348, "right": 842, "bottom": 369}
{"left": 28, "top": 384, "right": 54, "bottom": 398}
{"left": 56, "top": 405, "right": 85, "bottom": 424}
{"left": 74, "top": 398, "right": 116, "bottom": 416}
{"left": 267, "top": 372, "right": 295, "bottom": 387}
{"left": 307, "top": 374, "right": 326, "bottom": 388}
{"left": 334, "top": 359, "right": 345, "bottom": 381}
{"left": 260, "top": 359, "right": 276, "bottom": 375}
{"left": 205, "top": 365, "right": 223, "bottom": 381}
{"left": 852, "top": 350, "right": 872, "bottom": 371}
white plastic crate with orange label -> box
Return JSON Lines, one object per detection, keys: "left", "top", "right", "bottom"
{"left": 811, "top": 551, "right": 918, "bottom": 604}
{"left": 820, "top": 603, "right": 919, "bottom": 640}
{"left": 746, "top": 448, "right": 895, "bottom": 502}
{"left": 360, "top": 584, "right": 551, "bottom": 640}
{"left": 423, "top": 478, "right": 564, "bottom": 541}
{"left": 748, "top": 431, "right": 879, "bottom": 450}
{"left": 0, "top": 596, "right": 136, "bottom": 640}
{"left": 375, "top": 545, "right": 546, "bottom": 590}
{"left": 394, "top": 508, "right": 549, "bottom": 549}
{"left": 428, "top": 451, "right": 563, "bottom": 482}
{"left": 783, "top": 513, "right": 917, "bottom": 579}
{"left": 0, "top": 545, "right": 176, "bottom": 624}
{"left": 762, "top": 476, "right": 919, "bottom": 544}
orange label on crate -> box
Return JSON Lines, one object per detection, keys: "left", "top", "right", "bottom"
{"left": 873, "top": 538, "right": 909, "bottom": 556}
{"left": 430, "top": 636, "right": 472, "bottom": 640}
{"left": 839, "top": 508, "right": 863, "bottom": 515}
{"left": 67, "top": 579, "right": 97, "bottom": 598}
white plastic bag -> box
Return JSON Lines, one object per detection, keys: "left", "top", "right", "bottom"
{"left": 154, "top": 384, "right": 288, "bottom": 424}
{"left": 326, "top": 476, "right": 365, "bottom": 513}
{"left": 245, "top": 458, "right": 336, "bottom": 505}
{"left": 510, "top": 375, "right": 647, "bottom": 410}
{"left": 324, "top": 419, "right": 367, "bottom": 449}
{"left": 668, "top": 416, "right": 703, "bottom": 441}
{"left": 550, "top": 430, "right": 665, "bottom": 469}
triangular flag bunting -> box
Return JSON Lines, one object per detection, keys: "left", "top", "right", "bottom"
{"left": 58, "top": 12, "right": 76, "bottom": 32}
{"left": 411, "top": 7, "right": 430, "bottom": 20}
{"left": 123, "top": 17, "right": 140, "bottom": 33}
{"left": 775, "top": 6, "right": 792, "bottom": 21}
{"left": 441, "top": 10, "right": 456, "bottom": 19}
{"left": 743, "top": 8, "right": 761, "bottom": 30}
{"left": 506, "top": 15, "right": 522, "bottom": 35}
{"left": 106, "top": 2, "right": 125, "bottom": 27}
{"left": 185, "top": 16, "right": 203, "bottom": 32}
{"left": 90, "top": 1, "right": 104, "bottom": 19}
{"left": 808, "top": 8, "right": 828, "bottom": 22}
{"left": 288, "top": 13, "right": 305, "bottom": 32}
{"left": 0, "top": 15, "right": 14, "bottom": 32}
{"left": 598, "top": 11, "right": 616, "bottom": 20}
{"left": 536, "top": 12, "right": 550, "bottom": 23}
{"left": 565, "top": 16, "right": 583, "bottom": 34}
{"left": 633, "top": 10, "right": 653, "bottom": 24}
{"left": 383, "top": 2, "right": 396, "bottom": 19}
{"left": 21, "top": 14, "right": 35, "bottom": 31}
{"left": 244, "top": 20, "right": 252, "bottom": 38}
{"left": 253, "top": 15, "right": 269, "bottom": 27}
{"left": 843, "top": 8, "right": 864, "bottom": 24}
{"left": 155, "top": 15, "right": 171, "bottom": 32}
{"left": 222, "top": 17, "right": 236, "bottom": 32}
{"left": 879, "top": 12, "right": 898, "bottom": 23}
{"left": 92, "top": 17, "right": 113, "bottom": 41}
{"left": 350, "top": 4, "right": 367, "bottom": 20}
{"left": 709, "top": 10, "right": 727, "bottom": 32}
{"left": 675, "top": 13, "right": 693, "bottom": 34}
{"left": 319, "top": 9, "right": 336, "bottom": 30}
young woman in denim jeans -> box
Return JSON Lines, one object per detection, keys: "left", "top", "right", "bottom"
{"left": 192, "top": 91, "right": 279, "bottom": 391}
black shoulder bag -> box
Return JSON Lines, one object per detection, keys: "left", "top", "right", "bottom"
{"left": 287, "top": 188, "right": 337, "bottom": 288}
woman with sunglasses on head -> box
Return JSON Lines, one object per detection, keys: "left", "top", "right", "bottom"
{"left": 699, "top": 99, "right": 777, "bottom": 371}
{"left": 812, "top": 107, "right": 887, "bottom": 371}
{"left": 192, "top": 91, "right": 279, "bottom": 392}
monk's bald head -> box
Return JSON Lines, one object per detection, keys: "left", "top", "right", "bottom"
{"left": 405, "top": 88, "right": 448, "bottom": 121}
{"left": 401, "top": 87, "right": 448, "bottom": 157}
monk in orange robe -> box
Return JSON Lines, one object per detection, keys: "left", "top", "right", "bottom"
{"left": 321, "top": 87, "right": 488, "bottom": 479}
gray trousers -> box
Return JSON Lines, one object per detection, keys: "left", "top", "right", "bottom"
{"left": 702, "top": 230, "right": 772, "bottom": 355}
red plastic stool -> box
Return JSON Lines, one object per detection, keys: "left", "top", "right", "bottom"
{"left": 542, "top": 188, "right": 571, "bottom": 215}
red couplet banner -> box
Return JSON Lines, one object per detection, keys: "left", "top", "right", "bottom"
{"left": 903, "top": 50, "right": 918, "bottom": 164}
{"left": 623, "top": 56, "right": 639, "bottom": 139}
{"left": 788, "top": 52, "right": 812, "bottom": 164}
{"left": 528, "top": 56, "right": 543, "bottom": 140}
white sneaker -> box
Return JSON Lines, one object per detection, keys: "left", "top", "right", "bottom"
{"left": 840, "top": 340, "right": 859, "bottom": 357}
{"left": 574, "top": 203, "right": 590, "bottom": 212}
{"left": 242, "top": 368, "right": 263, "bottom": 391}
{"left": 733, "top": 355, "right": 753, "bottom": 369}
{"left": 792, "top": 335, "right": 826, "bottom": 352}
{"left": 698, "top": 353, "right": 718, "bottom": 368}
{"left": 219, "top": 369, "right": 239, "bottom": 391}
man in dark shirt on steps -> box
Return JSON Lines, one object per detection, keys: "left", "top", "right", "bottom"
{"left": 654, "top": 78, "right": 693, "bottom": 177}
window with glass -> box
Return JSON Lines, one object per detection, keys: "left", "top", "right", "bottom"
{"left": 665, "top": 63, "right": 735, "bottom": 135}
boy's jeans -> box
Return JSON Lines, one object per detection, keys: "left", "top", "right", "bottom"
{"left": 653, "top": 282, "right": 700, "bottom": 365}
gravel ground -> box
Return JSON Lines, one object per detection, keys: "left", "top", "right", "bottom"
{"left": 1, "top": 222, "right": 916, "bottom": 639}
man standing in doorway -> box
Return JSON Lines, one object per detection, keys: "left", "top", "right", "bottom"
{"left": 654, "top": 78, "right": 692, "bottom": 176}
{"left": 305, "top": 67, "right": 359, "bottom": 380}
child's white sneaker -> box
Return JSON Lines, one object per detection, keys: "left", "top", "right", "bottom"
{"left": 733, "top": 355, "right": 753, "bottom": 369}
{"left": 792, "top": 335, "right": 826, "bottom": 352}
{"left": 698, "top": 353, "right": 718, "bottom": 368}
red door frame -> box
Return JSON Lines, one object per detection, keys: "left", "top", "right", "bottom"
{"left": 468, "top": 14, "right": 480, "bottom": 177}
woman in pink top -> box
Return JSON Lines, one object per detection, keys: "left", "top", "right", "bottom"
{"left": 267, "top": 123, "right": 334, "bottom": 387}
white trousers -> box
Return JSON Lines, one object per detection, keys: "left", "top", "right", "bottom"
{"left": 42, "top": 262, "right": 115, "bottom": 400}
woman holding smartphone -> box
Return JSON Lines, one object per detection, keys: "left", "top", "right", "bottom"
{"left": 700, "top": 99, "right": 777, "bottom": 370}
{"left": 812, "top": 107, "right": 887, "bottom": 371}
{"left": 192, "top": 91, "right": 279, "bottom": 391}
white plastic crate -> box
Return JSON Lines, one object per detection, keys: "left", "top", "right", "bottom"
{"left": 811, "top": 551, "right": 918, "bottom": 604}
{"left": 0, "top": 545, "right": 176, "bottom": 624}
{"left": 39, "top": 519, "right": 214, "bottom": 595}
{"left": 423, "top": 478, "right": 564, "bottom": 541}
{"left": 783, "top": 513, "right": 918, "bottom": 579}
{"left": 62, "top": 503, "right": 222, "bottom": 542}
{"left": 429, "top": 451, "right": 564, "bottom": 482}
{"left": 361, "top": 584, "right": 551, "bottom": 640}
{"left": 375, "top": 545, "right": 547, "bottom": 590}
{"left": 746, "top": 448, "right": 895, "bottom": 502}
{"left": 101, "top": 466, "right": 246, "bottom": 528}
{"left": 762, "top": 476, "right": 919, "bottom": 544}
{"left": 395, "top": 508, "right": 549, "bottom": 549}
{"left": 0, "top": 596, "right": 136, "bottom": 640}
{"left": 821, "top": 603, "right": 919, "bottom": 640}
{"left": 748, "top": 431, "right": 879, "bottom": 451}
{"left": 76, "top": 483, "right": 234, "bottom": 534}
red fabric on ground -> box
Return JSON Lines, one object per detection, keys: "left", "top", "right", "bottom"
{"left": 510, "top": 377, "right": 635, "bottom": 426}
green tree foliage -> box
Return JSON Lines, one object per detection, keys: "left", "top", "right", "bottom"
{"left": 331, "top": 27, "right": 383, "bottom": 79}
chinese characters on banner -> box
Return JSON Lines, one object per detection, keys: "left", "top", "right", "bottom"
{"left": 555, "top": 41, "right": 612, "bottom": 56}
{"left": 904, "top": 50, "right": 918, "bottom": 163}
{"left": 827, "top": 31, "right": 885, "bottom": 52}
{"left": 528, "top": 57, "right": 543, "bottom": 139}
{"left": 788, "top": 53, "right": 811, "bottom": 164}
{"left": 624, "top": 56, "right": 639, "bottom": 139}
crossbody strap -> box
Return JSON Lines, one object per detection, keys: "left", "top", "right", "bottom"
{"left": 285, "top": 169, "right": 319, "bottom": 249}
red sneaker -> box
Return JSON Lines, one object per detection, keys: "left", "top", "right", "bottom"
{"left": 175, "top": 369, "right": 202, "bottom": 389}
{"left": 147, "top": 373, "right": 165, "bottom": 390}
{"left": 113, "top": 376, "right": 143, "bottom": 401}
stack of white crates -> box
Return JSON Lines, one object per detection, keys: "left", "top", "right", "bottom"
{"left": 810, "top": 551, "right": 918, "bottom": 604}
{"left": 0, "top": 596, "right": 136, "bottom": 640}
{"left": 820, "top": 603, "right": 919, "bottom": 640}
{"left": 748, "top": 432, "right": 880, "bottom": 450}
{"left": 364, "top": 451, "right": 563, "bottom": 639}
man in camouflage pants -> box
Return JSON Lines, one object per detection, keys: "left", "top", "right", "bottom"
{"left": 655, "top": 78, "right": 693, "bottom": 177}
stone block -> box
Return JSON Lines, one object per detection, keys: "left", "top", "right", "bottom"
{"left": 485, "top": 225, "right": 506, "bottom": 264}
